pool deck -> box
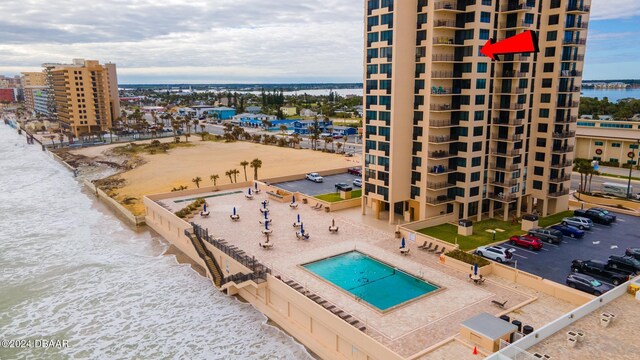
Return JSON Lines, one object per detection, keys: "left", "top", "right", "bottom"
{"left": 161, "top": 189, "right": 571, "bottom": 358}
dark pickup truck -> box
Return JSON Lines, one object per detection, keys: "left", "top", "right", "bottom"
{"left": 571, "top": 259, "right": 629, "bottom": 286}
{"left": 573, "top": 209, "right": 614, "bottom": 225}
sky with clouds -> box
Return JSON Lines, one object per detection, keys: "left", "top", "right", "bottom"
{"left": 0, "top": 0, "right": 638, "bottom": 83}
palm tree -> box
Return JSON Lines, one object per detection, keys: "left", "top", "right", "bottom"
{"left": 58, "top": 133, "right": 65, "bottom": 147}
{"left": 240, "top": 160, "right": 249, "bottom": 181}
{"left": 250, "top": 158, "right": 262, "bottom": 180}
{"left": 210, "top": 174, "right": 219, "bottom": 186}
{"left": 291, "top": 133, "right": 300, "bottom": 148}
{"left": 231, "top": 169, "right": 240, "bottom": 183}
{"left": 573, "top": 159, "right": 590, "bottom": 193}
{"left": 193, "top": 118, "right": 199, "bottom": 133}
{"left": 342, "top": 135, "right": 349, "bottom": 152}
{"left": 200, "top": 124, "right": 205, "bottom": 133}
{"left": 279, "top": 124, "right": 288, "bottom": 137}
{"left": 192, "top": 176, "right": 202, "bottom": 188}
{"left": 225, "top": 170, "right": 233, "bottom": 183}
{"left": 336, "top": 142, "right": 343, "bottom": 154}
{"left": 323, "top": 136, "right": 330, "bottom": 151}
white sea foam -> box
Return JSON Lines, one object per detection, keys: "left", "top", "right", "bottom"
{"left": 0, "top": 125, "right": 313, "bottom": 360}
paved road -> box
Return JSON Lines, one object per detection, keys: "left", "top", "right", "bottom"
{"left": 571, "top": 173, "right": 640, "bottom": 193}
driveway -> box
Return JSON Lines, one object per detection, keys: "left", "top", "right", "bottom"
{"left": 274, "top": 173, "right": 361, "bottom": 196}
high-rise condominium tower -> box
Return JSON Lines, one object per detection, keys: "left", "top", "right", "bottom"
{"left": 363, "top": 0, "right": 590, "bottom": 223}
{"left": 43, "top": 59, "right": 120, "bottom": 137}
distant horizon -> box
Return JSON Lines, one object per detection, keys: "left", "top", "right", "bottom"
{"left": 116, "top": 80, "right": 640, "bottom": 87}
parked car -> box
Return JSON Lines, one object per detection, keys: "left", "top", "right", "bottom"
{"left": 352, "top": 178, "right": 362, "bottom": 187}
{"left": 475, "top": 245, "right": 514, "bottom": 263}
{"left": 347, "top": 167, "right": 362, "bottom": 176}
{"left": 528, "top": 228, "right": 563, "bottom": 244}
{"left": 335, "top": 182, "right": 352, "bottom": 191}
{"left": 589, "top": 208, "right": 617, "bottom": 222}
{"left": 625, "top": 247, "right": 640, "bottom": 260}
{"left": 571, "top": 260, "right": 629, "bottom": 286}
{"left": 562, "top": 216, "right": 593, "bottom": 230}
{"left": 566, "top": 273, "right": 614, "bottom": 296}
{"left": 305, "top": 173, "right": 324, "bottom": 183}
{"left": 509, "top": 235, "right": 543, "bottom": 250}
{"left": 549, "top": 224, "right": 585, "bottom": 239}
{"left": 607, "top": 255, "right": 640, "bottom": 275}
{"left": 573, "top": 209, "right": 614, "bottom": 225}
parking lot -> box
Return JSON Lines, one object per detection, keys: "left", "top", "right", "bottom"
{"left": 496, "top": 211, "right": 640, "bottom": 286}
{"left": 273, "top": 172, "right": 361, "bottom": 196}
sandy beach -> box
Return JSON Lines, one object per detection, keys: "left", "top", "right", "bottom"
{"left": 71, "top": 139, "right": 360, "bottom": 215}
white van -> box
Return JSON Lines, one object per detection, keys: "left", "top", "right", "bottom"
{"left": 602, "top": 182, "right": 631, "bottom": 198}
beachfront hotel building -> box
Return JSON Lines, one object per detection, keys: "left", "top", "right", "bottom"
{"left": 42, "top": 59, "right": 121, "bottom": 137}
{"left": 21, "top": 72, "right": 47, "bottom": 115}
{"left": 363, "top": 0, "right": 590, "bottom": 223}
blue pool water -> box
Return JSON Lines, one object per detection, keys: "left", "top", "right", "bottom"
{"left": 303, "top": 251, "right": 439, "bottom": 311}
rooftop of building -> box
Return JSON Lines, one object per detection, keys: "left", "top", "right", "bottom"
{"left": 526, "top": 292, "right": 639, "bottom": 359}
{"left": 154, "top": 187, "right": 576, "bottom": 359}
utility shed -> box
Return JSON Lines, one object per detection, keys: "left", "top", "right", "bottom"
{"left": 461, "top": 312, "right": 518, "bottom": 351}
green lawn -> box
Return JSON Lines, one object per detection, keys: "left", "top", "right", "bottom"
{"left": 315, "top": 189, "right": 362, "bottom": 203}
{"left": 418, "top": 210, "right": 574, "bottom": 251}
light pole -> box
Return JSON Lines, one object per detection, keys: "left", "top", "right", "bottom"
{"left": 627, "top": 140, "right": 640, "bottom": 199}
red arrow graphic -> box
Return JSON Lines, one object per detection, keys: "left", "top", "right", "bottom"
{"left": 481, "top": 30, "right": 538, "bottom": 61}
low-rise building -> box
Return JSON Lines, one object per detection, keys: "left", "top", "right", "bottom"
{"left": 280, "top": 106, "right": 297, "bottom": 116}
{"left": 299, "top": 108, "right": 317, "bottom": 117}
{"left": 205, "top": 107, "right": 236, "bottom": 120}
{"left": 245, "top": 105, "right": 262, "bottom": 114}
{"left": 575, "top": 117, "right": 640, "bottom": 166}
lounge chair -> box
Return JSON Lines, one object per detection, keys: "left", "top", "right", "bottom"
{"left": 310, "top": 203, "right": 320, "bottom": 209}
{"left": 492, "top": 299, "right": 507, "bottom": 308}
{"left": 421, "top": 242, "right": 433, "bottom": 251}
{"left": 400, "top": 247, "right": 410, "bottom": 255}
{"left": 296, "top": 232, "right": 310, "bottom": 240}
{"left": 418, "top": 241, "right": 429, "bottom": 249}
{"left": 259, "top": 242, "right": 273, "bottom": 249}
{"left": 435, "top": 247, "right": 445, "bottom": 255}
{"left": 428, "top": 244, "right": 439, "bottom": 253}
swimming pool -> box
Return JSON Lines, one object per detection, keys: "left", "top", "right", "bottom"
{"left": 303, "top": 251, "right": 439, "bottom": 311}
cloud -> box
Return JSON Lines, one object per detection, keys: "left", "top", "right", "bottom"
{"left": 0, "top": 0, "right": 364, "bottom": 83}
{"left": 590, "top": 0, "right": 640, "bottom": 20}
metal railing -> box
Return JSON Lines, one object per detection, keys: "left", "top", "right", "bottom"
{"left": 492, "top": 118, "right": 524, "bottom": 126}
{"left": 490, "top": 148, "right": 521, "bottom": 157}
{"left": 429, "top": 135, "right": 452, "bottom": 143}
{"left": 487, "top": 192, "right": 517, "bottom": 202}
{"left": 548, "top": 189, "right": 570, "bottom": 197}
{"left": 549, "top": 174, "right": 572, "bottom": 182}
{"left": 429, "top": 120, "right": 453, "bottom": 127}
{"left": 426, "top": 182, "right": 456, "bottom": 190}
{"left": 426, "top": 196, "right": 456, "bottom": 205}
{"left": 550, "top": 160, "right": 573, "bottom": 168}
{"left": 552, "top": 146, "right": 575, "bottom": 153}
{"left": 489, "top": 163, "right": 520, "bottom": 172}
{"left": 192, "top": 223, "right": 271, "bottom": 277}
{"left": 552, "top": 131, "right": 576, "bottom": 139}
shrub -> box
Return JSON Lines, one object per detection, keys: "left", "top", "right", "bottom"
{"left": 445, "top": 249, "right": 490, "bottom": 267}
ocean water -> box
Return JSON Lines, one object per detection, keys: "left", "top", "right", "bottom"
{"left": 0, "top": 125, "right": 313, "bottom": 360}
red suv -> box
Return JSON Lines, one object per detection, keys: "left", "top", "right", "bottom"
{"left": 509, "top": 234, "right": 543, "bottom": 250}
